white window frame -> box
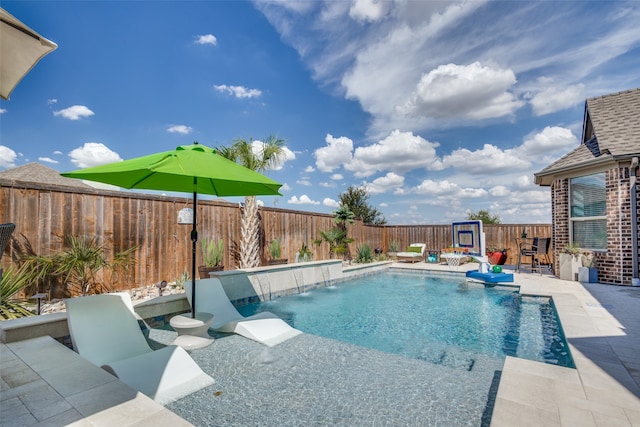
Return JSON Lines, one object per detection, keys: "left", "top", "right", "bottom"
{"left": 569, "top": 173, "right": 607, "bottom": 251}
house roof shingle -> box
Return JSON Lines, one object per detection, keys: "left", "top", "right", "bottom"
{"left": 0, "top": 162, "right": 93, "bottom": 188}
{"left": 535, "top": 88, "right": 640, "bottom": 184}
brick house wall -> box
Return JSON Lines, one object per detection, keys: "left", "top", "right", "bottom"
{"left": 551, "top": 167, "right": 639, "bottom": 285}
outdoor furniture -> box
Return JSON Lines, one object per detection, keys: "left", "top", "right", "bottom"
{"left": 65, "top": 292, "right": 214, "bottom": 405}
{"left": 441, "top": 247, "right": 469, "bottom": 268}
{"left": 396, "top": 243, "right": 426, "bottom": 263}
{"left": 516, "top": 237, "right": 552, "bottom": 274}
{"left": 185, "top": 278, "right": 302, "bottom": 347}
{"left": 169, "top": 311, "right": 215, "bottom": 350}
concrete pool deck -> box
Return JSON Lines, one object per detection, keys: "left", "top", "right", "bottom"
{"left": 2, "top": 263, "right": 640, "bottom": 426}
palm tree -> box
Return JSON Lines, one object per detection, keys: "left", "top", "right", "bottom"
{"left": 332, "top": 205, "right": 355, "bottom": 260}
{"left": 218, "top": 135, "right": 286, "bottom": 268}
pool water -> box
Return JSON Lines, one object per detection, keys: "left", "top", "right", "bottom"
{"left": 238, "top": 270, "right": 574, "bottom": 370}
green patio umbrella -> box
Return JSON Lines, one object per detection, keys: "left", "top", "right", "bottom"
{"left": 62, "top": 142, "right": 282, "bottom": 317}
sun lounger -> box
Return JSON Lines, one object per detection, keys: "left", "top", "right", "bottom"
{"left": 65, "top": 292, "right": 214, "bottom": 405}
{"left": 185, "top": 278, "right": 302, "bottom": 347}
{"left": 396, "top": 243, "right": 426, "bottom": 263}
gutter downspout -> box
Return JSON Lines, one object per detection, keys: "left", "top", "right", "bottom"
{"left": 631, "top": 157, "right": 639, "bottom": 286}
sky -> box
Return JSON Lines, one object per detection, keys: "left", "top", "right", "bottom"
{"left": 1, "top": 1, "right": 640, "bottom": 225}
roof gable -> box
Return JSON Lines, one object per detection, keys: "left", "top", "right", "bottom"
{"left": 585, "top": 87, "right": 640, "bottom": 155}
{"left": 535, "top": 88, "right": 640, "bottom": 184}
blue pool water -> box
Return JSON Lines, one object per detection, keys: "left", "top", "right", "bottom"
{"left": 239, "top": 270, "right": 574, "bottom": 369}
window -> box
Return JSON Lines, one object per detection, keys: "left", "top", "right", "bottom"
{"left": 570, "top": 173, "right": 606, "bottom": 250}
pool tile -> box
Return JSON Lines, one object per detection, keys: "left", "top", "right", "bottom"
{"left": 490, "top": 397, "right": 560, "bottom": 427}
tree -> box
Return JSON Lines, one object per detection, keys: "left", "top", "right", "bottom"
{"left": 338, "top": 186, "right": 386, "bottom": 225}
{"left": 332, "top": 204, "right": 355, "bottom": 260}
{"left": 217, "top": 135, "right": 286, "bottom": 268}
{"left": 466, "top": 209, "right": 501, "bottom": 224}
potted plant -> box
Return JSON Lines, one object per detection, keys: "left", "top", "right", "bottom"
{"left": 521, "top": 228, "right": 527, "bottom": 238}
{"left": 559, "top": 243, "right": 582, "bottom": 281}
{"left": 267, "top": 237, "right": 287, "bottom": 265}
{"left": 199, "top": 238, "right": 224, "bottom": 278}
{"left": 577, "top": 250, "right": 598, "bottom": 283}
{"left": 486, "top": 246, "right": 508, "bottom": 265}
{"left": 296, "top": 242, "right": 313, "bottom": 262}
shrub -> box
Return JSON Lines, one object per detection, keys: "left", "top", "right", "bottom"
{"left": 355, "top": 244, "right": 373, "bottom": 263}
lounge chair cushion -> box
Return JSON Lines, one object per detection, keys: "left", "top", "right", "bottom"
{"left": 407, "top": 246, "right": 422, "bottom": 253}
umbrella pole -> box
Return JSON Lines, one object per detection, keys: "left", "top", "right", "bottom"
{"left": 191, "top": 189, "right": 197, "bottom": 318}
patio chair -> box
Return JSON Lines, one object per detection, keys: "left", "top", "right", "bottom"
{"left": 65, "top": 292, "right": 214, "bottom": 405}
{"left": 516, "top": 237, "right": 552, "bottom": 275}
{"left": 185, "top": 278, "right": 302, "bottom": 347}
{"left": 396, "top": 243, "right": 426, "bottom": 263}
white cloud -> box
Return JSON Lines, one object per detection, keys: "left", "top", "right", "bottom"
{"left": 38, "top": 157, "right": 58, "bottom": 164}
{"left": 330, "top": 173, "right": 343, "bottom": 180}
{"left": 214, "top": 84, "right": 262, "bottom": 99}
{"left": 304, "top": 165, "right": 315, "bottom": 172}
{"left": 399, "top": 62, "right": 524, "bottom": 121}
{"left": 363, "top": 172, "right": 404, "bottom": 195}
{"left": 296, "top": 179, "right": 312, "bottom": 186}
{"left": 47, "top": 99, "right": 57, "bottom": 105}
{"left": 514, "top": 126, "right": 578, "bottom": 162}
{"left": 529, "top": 83, "right": 585, "bottom": 115}
{"left": 320, "top": 182, "right": 337, "bottom": 188}
{"left": 314, "top": 134, "right": 353, "bottom": 172}
{"left": 53, "top": 150, "right": 63, "bottom": 155}
{"left": 167, "top": 125, "right": 193, "bottom": 134}
{"left": 0, "top": 145, "right": 17, "bottom": 168}
{"left": 195, "top": 34, "right": 217, "bottom": 45}
{"left": 0, "top": 108, "right": 6, "bottom": 114}
{"left": 323, "top": 198, "right": 340, "bottom": 208}
{"left": 349, "top": 0, "right": 389, "bottom": 23}
{"left": 280, "top": 183, "right": 291, "bottom": 192}
{"left": 53, "top": 105, "right": 95, "bottom": 120}
{"left": 288, "top": 194, "right": 320, "bottom": 205}
{"left": 347, "top": 129, "right": 442, "bottom": 177}
{"left": 69, "top": 142, "right": 122, "bottom": 168}
{"left": 442, "top": 144, "right": 530, "bottom": 174}
{"left": 412, "top": 179, "right": 488, "bottom": 199}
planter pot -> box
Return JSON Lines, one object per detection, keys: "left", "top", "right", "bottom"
{"left": 578, "top": 267, "right": 598, "bottom": 283}
{"left": 558, "top": 254, "right": 581, "bottom": 281}
{"left": 198, "top": 265, "right": 223, "bottom": 279}
{"left": 487, "top": 251, "right": 507, "bottom": 265}
{"left": 268, "top": 259, "right": 288, "bottom": 266}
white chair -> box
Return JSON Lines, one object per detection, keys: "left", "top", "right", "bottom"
{"left": 185, "top": 278, "right": 302, "bottom": 347}
{"left": 65, "top": 292, "right": 214, "bottom": 405}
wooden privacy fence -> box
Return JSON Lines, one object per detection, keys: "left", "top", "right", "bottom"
{"left": 1, "top": 182, "right": 552, "bottom": 292}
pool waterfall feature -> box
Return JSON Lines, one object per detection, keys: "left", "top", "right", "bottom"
{"left": 209, "top": 259, "right": 377, "bottom": 305}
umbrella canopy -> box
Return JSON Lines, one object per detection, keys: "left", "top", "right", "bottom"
{"left": 0, "top": 7, "right": 57, "bottom": 100}
{"left": 62, "top": 142, "right": 282, "bottom": 317}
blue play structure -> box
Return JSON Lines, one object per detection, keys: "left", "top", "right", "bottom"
{"left": 451, "top": 220, "right": 514, "bottom": 285}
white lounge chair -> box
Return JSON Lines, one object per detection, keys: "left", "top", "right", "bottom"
{"left": 65, "top": 292, "right": 214, "bottom": 405}
{"left": 184, "top": 278, "right": 302, "bottom": 347}
{"left": 396, "top": 243, "right": 426, "bottom": 263}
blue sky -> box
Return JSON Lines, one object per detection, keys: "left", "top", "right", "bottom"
{"left": 2, "top": 1, "right": 640, "bottom": 225}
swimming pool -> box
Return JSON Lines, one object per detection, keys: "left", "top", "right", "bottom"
{"left": 238, "top": 270, "right": 574, "bottom": 369}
